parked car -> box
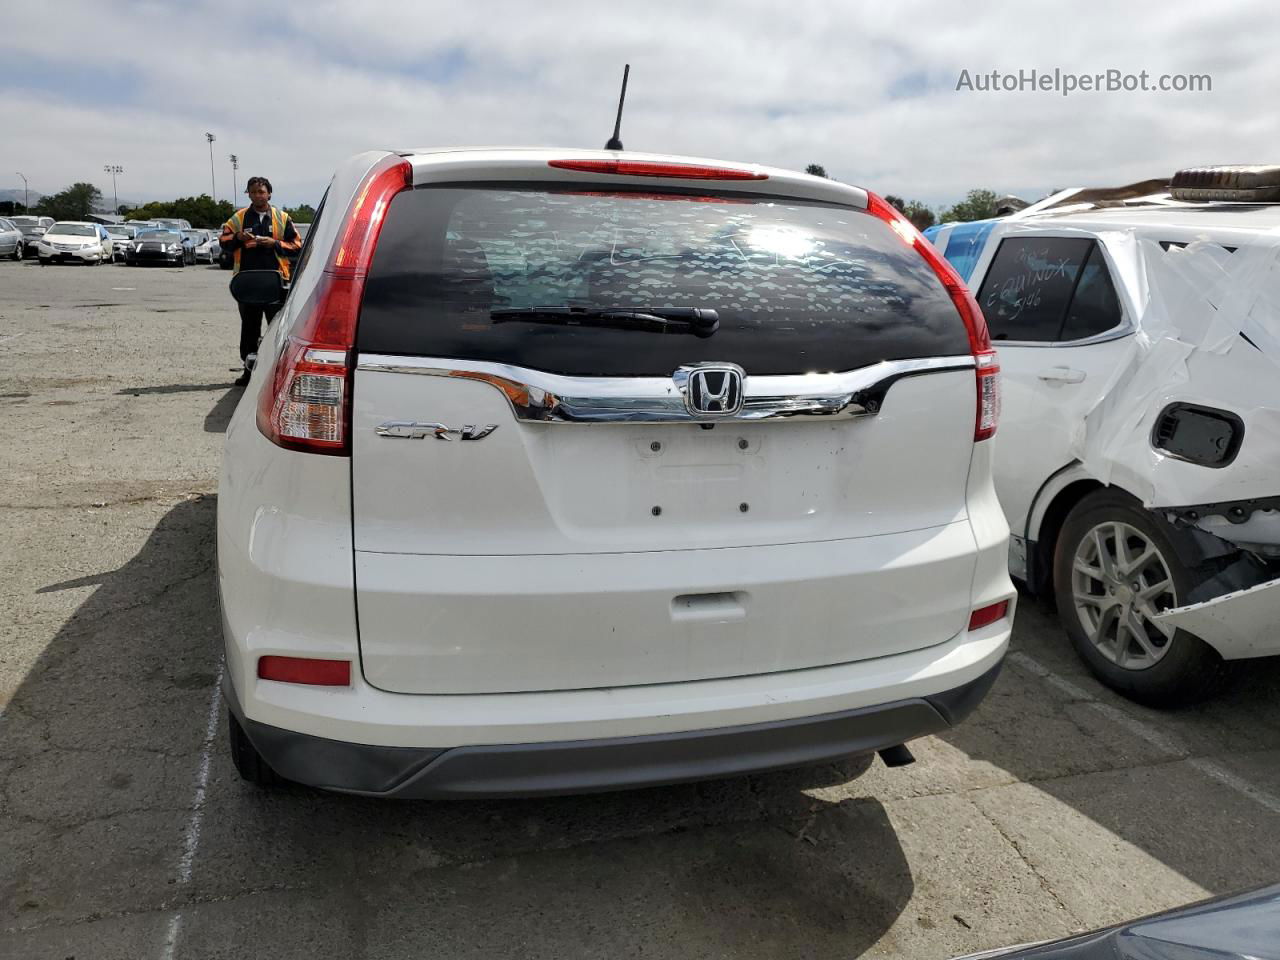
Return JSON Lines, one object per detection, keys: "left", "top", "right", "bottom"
{"left": 124, "top": 228, "right": 186, "bottom": 267}
{"left": 217, "top": 227, "right": 234, "bottom": 269}
{"left": 217, "top": 148, "right": 1014, "bottom": 797}
{"left": 9, "top": 215, "right": 51, "bottom": 256}
{"left": 181, "top": 229, "right": 204, "bottom": 264}
{"left": 927, "top": 165, "right": 1280, "bottom": 706}
{"left": 37, "top": 222, "right": 114, "bottom": 265}
{"left": 104, "top": 224, "right": 141, "bottom": 262}
{"left": 952, "top": 883, "right": 1280, "bottom": 959}
{"left": 0, "top": 218, "right": 24, "bottom": 260}
{"left": 193, "top": 230, "right": 220, "bottom": 264}
{"left": 152, "top": 217, "right": 192, "bottom": 231}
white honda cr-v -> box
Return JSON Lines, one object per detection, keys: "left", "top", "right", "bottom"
{"left": 217, "top": 148, "right": 1014, "bottom": 797}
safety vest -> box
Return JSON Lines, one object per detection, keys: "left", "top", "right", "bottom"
{"left": 226, "top": 206, "right": 292, "bottom": 280}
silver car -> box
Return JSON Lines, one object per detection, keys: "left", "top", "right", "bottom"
{"left": 0, "top": 218, "right": 25, "bottom": 260}
{"left": 9, "top": 216, "right": 50, "bottom": 256}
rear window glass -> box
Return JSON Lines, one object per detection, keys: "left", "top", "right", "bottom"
{"left": 358, "top": 185, "right": 967, "bottom": 376}
{"left": 1060, "top": 244, "right": 1122, "bottom": 341}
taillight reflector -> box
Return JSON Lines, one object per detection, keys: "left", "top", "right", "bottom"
{"left": 864, "top": 192, "right": 1000, "bottom": 442}
{"left": 258, "top": 656, "right": 351, "bottom": 686}
{"left": 968, "top": 600, "right": 1009, "bottom": 631}
{"left": 256, "top": 154, "right": 412, "bottom": 456}
{"left": 548, "top": 159, "right": 768, "bottom": 180}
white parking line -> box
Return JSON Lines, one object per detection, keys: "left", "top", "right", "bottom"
{"left": 1008, "top": 651, "right": 1280, "bottom": 816}
{"left": 160, "top": 660, "right": 224, "bottom": 960}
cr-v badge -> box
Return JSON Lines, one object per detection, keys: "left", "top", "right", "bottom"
{"left": 376, "top": 421, "right": 499, "bottom": 441}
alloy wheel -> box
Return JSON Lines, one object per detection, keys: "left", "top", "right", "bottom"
{"left": 1071, "top": 521, "right": 1179, "bottom": 669}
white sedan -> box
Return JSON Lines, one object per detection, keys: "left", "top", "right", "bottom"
{"left": 38, "top": 222, "right": 114, "bottom": 265}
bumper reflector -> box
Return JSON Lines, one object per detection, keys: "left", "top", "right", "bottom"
{"left": 258, "top": 656, "right": 351, "bottom": 686}
{"left": 968, "top": 600, "right": 1009, "bottom": 631}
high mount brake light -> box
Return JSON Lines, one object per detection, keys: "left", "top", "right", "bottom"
{"left": 548, "top": 159, "right": 768, "bottom": 181}
{"left": 257, "top": 154, "right": 412, "bottom": 455}
{"left": 864, "top": 192, "right": 999, "bottom": 442}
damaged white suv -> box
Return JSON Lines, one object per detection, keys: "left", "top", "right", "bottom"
{"left": 931, "top": 165, "right": 1280, "bottom": 705}
{"left": 216, "top": 148, "right": 1014, "bottom": 797}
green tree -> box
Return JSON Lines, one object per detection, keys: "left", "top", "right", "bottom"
{"left": 904, "top": 201, "right": 936, "bottom": 231}
{"left": 883, "top": 194, "right": 906, "bottom": 213}
{"left": 284, "top": 203, "right": 316, "bottom": 223}
{"left": 940, "top": 188, "right": 999, "bottom": 223}
{"left": 126, "top": 194, "right": 234, "bottom": 229}
{"left": 37, "top": 183, "right": 103, "bottom": 220}
{"left": 804, "top": 164, "right": 828, "bottom": 178}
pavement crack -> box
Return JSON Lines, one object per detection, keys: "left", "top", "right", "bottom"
{"left": 968, "top": 796, "right": 1080, "bottom": 926}
{"left": 1, "top": 884, "right": 301, "bottom": 937}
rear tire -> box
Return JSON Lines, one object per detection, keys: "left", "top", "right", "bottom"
{"left": 1053, "top": 489, "right": 1228, "bottom": 706}
{"left": 228, "top": 712, "right": 282, "bottom": 787}
{"left": 12, "top": 244, "right": 22, "bottom": 261}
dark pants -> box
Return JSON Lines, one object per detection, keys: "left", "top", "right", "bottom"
{"left": 238, "top": 301, "right": 282, "bottom": 362}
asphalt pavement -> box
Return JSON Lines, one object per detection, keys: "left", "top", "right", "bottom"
{"left": 2, "top": 258, "right": 1279, "bottom": 959}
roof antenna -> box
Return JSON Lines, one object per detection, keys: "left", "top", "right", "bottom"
{"left": 604, "top": 64, "right": 630, "bottom": 151}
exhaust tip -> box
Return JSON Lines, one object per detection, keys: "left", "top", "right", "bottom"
{"left": 878, "top": 744, "right": 916, "bottom": 768}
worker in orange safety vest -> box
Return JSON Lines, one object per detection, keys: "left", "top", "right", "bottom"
{"left": 220, "top": 176, "right": 302, "bottom": 385}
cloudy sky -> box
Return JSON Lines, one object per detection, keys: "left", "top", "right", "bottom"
{"left": 4, "top": 0, "right": 1277, "bottom": 210}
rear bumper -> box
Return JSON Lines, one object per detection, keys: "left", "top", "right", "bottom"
{"left": 225, "top": 658, "right": 1003, "bottom": 798}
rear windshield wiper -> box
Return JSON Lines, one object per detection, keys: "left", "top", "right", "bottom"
{"left": 491, "top": 305, "right": 719, "bottom": 338}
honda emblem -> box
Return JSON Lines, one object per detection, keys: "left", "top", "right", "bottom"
{"left": 676, "top": 363, "right": 745, "bottom": 417}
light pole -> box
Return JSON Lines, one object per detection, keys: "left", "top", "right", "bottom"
{"left": 228, "top": 154, "right": 239, "bottom": 202}
{"left": 15, "top": 172, "right": 28, "bottom": 212}
{"left": 103, "top": 165, "right": 123, "bottom": 215}
{"left": 205, "top": 132, "right": 217, "bottom": 202}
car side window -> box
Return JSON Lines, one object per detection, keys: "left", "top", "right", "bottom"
{"left": 288, "top": 189, "right": 327, "bottom": 287}
{"left": 1059, "top": 244, "right": 1123, "bottom": 341}
{"left": 977, "top": 237, "right": 1093, "bottom": 342}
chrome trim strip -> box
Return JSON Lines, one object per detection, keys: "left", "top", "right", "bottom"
{"left": 355, "top": 354, "right": 976, "bottom": 424}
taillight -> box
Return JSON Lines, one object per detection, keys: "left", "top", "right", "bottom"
{"left": 968, "top": 600, "right": 1009, "bottom": 631}
{"left": 548, "top": 159, "right": 768, "bottom": 180}
{"left": 258, "top": 655, "right": 351, "bottom": 686}
{"left": 256, "top": 154, "right": 412, "bottom": 455}
{"left": 974, "top": 350, "right": 1000, "bottom": 442}
{"left": 864, "top": 192, "right": 999, "bottom": 442}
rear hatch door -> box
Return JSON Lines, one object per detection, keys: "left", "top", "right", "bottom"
{"left": 351, "top": 170, "right": 982, "bottom": 694}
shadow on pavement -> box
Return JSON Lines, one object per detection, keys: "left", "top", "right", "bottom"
{"left": 0, "top": 497, "right": 913, "bottom": 958}
{"left": 116, "top": 383, "right": 237, "bottom": 396}
{"left": 203, "top": 386, "right": 243, "bottom": 433}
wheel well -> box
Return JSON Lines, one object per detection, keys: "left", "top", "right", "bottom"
{"left": 1030, "top": 479, "right": 1104, "bottom": 597}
